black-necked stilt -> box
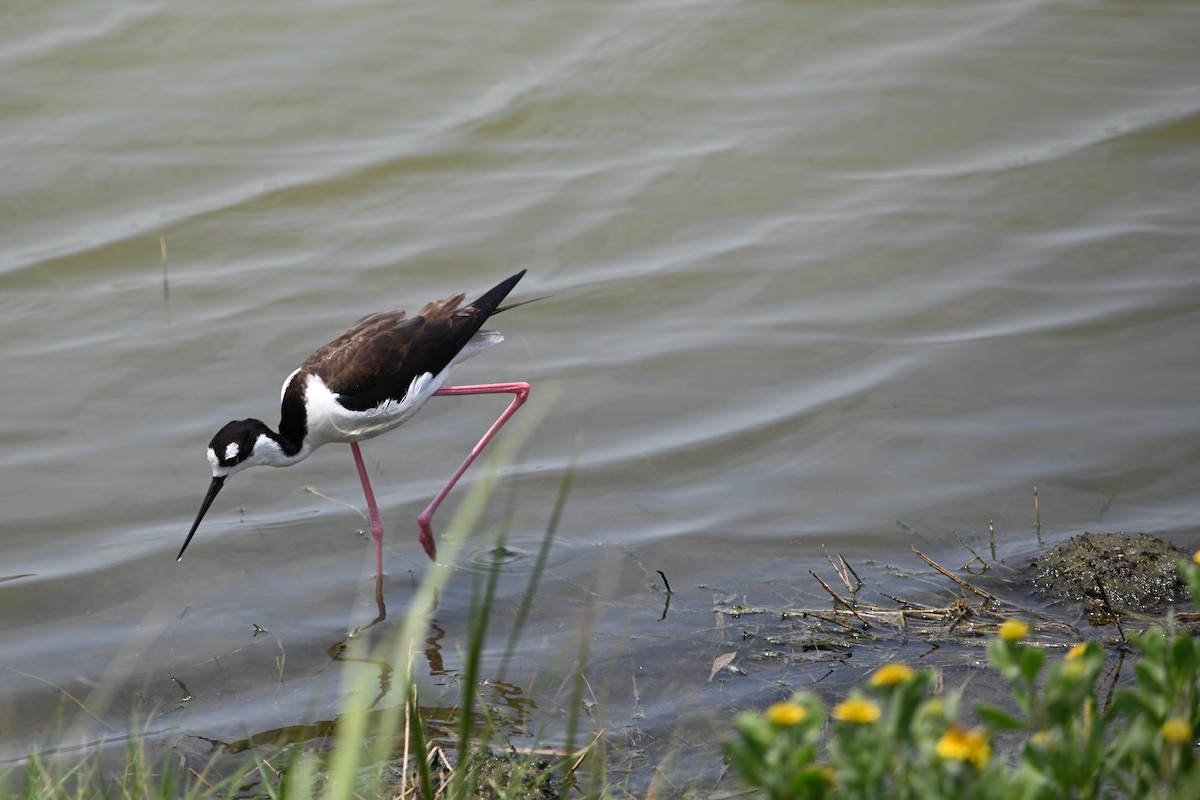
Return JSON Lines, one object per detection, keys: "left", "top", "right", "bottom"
{"left": 177, "top": 270, "right": 531, "bottom": 571}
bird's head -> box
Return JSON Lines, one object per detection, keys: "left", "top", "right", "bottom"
{"left": 177, "top": 418, "right": 279, "bottom": 561}
{"left": 206, "top": 418, "right": 280, "bottom": 478}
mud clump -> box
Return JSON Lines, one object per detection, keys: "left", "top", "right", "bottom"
{"left": 1031, "top": 532, "right": 1190, "bottom": 620}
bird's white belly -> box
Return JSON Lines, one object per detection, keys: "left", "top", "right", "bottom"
{"left": 304, "top": 371, "right": 448, "bottom": 445}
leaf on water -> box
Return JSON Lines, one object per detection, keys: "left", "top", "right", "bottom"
{"left": 709, "top": 652, "right": 737, "bottom": 682}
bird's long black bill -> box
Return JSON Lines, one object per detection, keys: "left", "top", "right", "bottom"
{"left": 177, "top": 476, "right": 226, "bottom": 561}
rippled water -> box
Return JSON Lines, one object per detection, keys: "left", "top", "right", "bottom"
{"left": 3, "top": 0, "right": 1199, "bottom": 785}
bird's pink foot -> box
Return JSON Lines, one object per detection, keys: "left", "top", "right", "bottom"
{"left": 418, "top": 516, "right": 437, "bottom": 560}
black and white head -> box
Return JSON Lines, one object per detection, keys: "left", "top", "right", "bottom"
{"left": 176, "top": 418, "right": 288, "bottom": 561}
{"left": 206, "top": 418, "right": 288, "bottom": 478}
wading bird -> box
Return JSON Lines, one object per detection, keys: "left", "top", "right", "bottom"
{"left": 178, "top": 270, "right": 531, "bottom": 574}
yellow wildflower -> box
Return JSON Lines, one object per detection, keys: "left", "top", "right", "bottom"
{"left": 1193, "top": 550, "right": 1200, "bottom": 567}
{"left": 998, "top": 619, "right": 1030, "bottom": 642}
{"left": 937, "top": 726, "right": 991, "bottom": 769}
{"left": 1065, "top": 643, "right": 1088, "bottom": 660}
{"left": 765, "top": 702, "right": 807, "bottom": 727}
{"left": 1162, "top": 717, "right": 1193, "bottom": 745}
{"left": 870, "top": 663, "right": 914, "bottom": 687}
{"left": 832, "top": 697, "right": 881, "bottom": 724}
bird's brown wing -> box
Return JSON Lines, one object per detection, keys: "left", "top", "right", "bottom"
{"left": 281, "top": 271, "right": 526, "bottom": 427}
{"left": 301, "top": 307, "right": 409, "bottom": 366}
{"left": 296, "top": 292, "right": 485, "bottom": 412}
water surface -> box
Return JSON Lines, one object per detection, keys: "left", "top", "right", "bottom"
{"left": 2, "top": 0, "right": 1199, "bottom": 787}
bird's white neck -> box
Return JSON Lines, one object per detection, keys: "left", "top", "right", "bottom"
{"left": 251, "top": 431, "right": 313, "bottom": 468}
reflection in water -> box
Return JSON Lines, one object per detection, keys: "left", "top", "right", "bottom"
{"left": 321, "top": 584, "right": 448, "bottom": 713}
{"left": 423, "top": 620, "right": 447, "bottom": 677}
{"left": 325, "top": 635, "right": 393, "bottom": 712}
{"left": 203, "top": 607, "right": 540, "bottom": 775}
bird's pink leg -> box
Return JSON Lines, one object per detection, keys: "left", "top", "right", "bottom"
{"left": 350, "top": 441, "right": 386, "bottom": 578}
{"left": 419, "top": 382, "right": 530, "bottom": 560}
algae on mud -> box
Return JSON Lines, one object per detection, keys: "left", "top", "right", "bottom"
{"left": 1031, "top": 531, "right": 1191, "bottom": 621}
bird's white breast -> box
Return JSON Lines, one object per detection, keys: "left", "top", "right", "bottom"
{"left": 302, "top": 371, "right": 447, "bottom": 447}
{"left": 283, "top": 328, "right": 505, "bottom": 451}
